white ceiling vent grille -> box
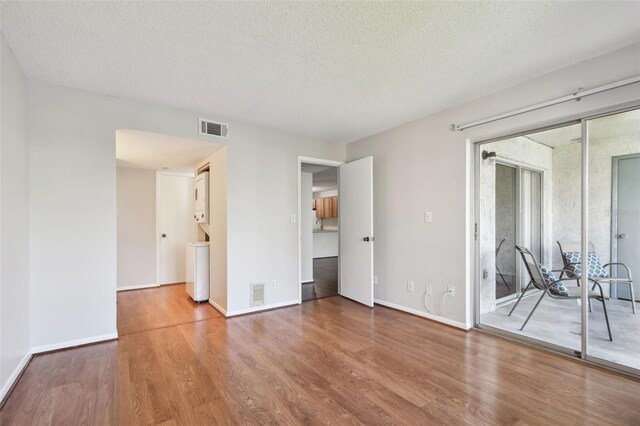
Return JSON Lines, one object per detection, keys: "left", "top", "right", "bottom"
{"left": 199, "top": 118, "right": 229, "bottom": 139}
{"left": 250, "top": 283, "right": 265, "bottom": 308}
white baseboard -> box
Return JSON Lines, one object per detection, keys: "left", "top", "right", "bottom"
{"left": 0, "top": 351, "right": 32, "bottom": 403}
{"left": 208, "top": 299, "right": 228, "bottom": 317}
{"left": 31, "top": 332, "right": 119, "bottom": 354}
{"left": 374, "top": 298, "right": 472, "bottom": 330}
{"left": 226, "top": 299, "right": 299, "bottom": 317}
{"left": 117, "top": 283, "right": 159, "bottom": 292}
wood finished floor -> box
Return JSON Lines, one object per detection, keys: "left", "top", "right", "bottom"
{"left": 302, "top": 257, "right": 338, "bottom": 302}
{"left": 1, "top": 291, "right": 639, "bottom": 425}
{"left": 117, "top": 283, "right": 222, "bottom": 336}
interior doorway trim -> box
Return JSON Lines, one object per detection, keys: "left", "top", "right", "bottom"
{"left": 297, "top": 156, "right": 344, "bottom": 304}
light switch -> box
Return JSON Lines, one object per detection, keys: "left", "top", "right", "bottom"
{"left": 290, "top": 214, "right": 296, "bottom": 224}
{"left": 424, "top": 211, "right": 433, "bottom": 223}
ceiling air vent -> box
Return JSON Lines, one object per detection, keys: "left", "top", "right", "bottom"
{"left": 199, "top": 118, "right": 229, "bottom": 139}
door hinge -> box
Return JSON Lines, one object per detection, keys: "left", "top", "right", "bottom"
{"left": 474, "top": 223, "right": 478, "bottom": 241}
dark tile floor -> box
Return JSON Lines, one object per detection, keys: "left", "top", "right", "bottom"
{"left": 302, "top": 257, "right": 338, "bottom": 302}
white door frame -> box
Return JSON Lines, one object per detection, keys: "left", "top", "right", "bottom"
{"left": 156, "top": 170, "right": 195, "bottom": 286}
{"left": 297, "top": 157, "right": 344, "bottom": 304}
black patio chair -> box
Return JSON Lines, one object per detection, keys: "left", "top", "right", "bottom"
{"left": 512, "top": 245, "right": 612, "bottom": 341}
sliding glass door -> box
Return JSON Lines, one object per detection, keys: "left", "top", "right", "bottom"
{"left": 586, "top": 108, "right": 640, "bottom": 373}
{"left": 476, "top": 107, "right": 640, "bottom": 377}
{"left": 477, "top": 124, "right": 579, "bottom": 355}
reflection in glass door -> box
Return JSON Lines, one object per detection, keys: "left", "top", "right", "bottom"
{"left": 495, "top": 163, "right": 517, "bottom": 301}
{"left": 493, "top": 164, "right": 544, "bottom": 303}
{"left": 521, "top": 169, "right": 543, "bottom": 262}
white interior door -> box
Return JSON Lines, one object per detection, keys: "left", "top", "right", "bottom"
{"left": 157, "top": 173, "right": 195, "bottom": 285}
{"left": 339, "top": 156, "right": 374, "bottom": 306}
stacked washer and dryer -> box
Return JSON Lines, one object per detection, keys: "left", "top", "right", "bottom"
{"left": 186, "top": 172, "right": 210, "bottom": 302}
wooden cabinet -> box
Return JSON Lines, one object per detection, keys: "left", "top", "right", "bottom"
{"left": 323, "top": 198, "right": 331, "bottom": 217}
{"left": 314, "top": 198, "right": 324, "bottom": 218}
{"left": 314, "top": 196, "right": 338, "bottom": 218}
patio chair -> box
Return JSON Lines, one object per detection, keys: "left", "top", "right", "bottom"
{"left": 495, "top": 238, "right": 512, "bottom": 291}
{"left": 557, "top": 241, "right": 636, "bottom": 314}
{"left": 513, "top": 245, "right": 612, "bottom": 341}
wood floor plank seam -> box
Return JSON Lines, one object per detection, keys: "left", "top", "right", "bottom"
{"left": 118, "top": 315, "right": 227, "bottom": 337}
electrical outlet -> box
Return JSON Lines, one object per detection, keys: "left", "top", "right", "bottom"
{"left": 447, "top": 285, "right": 455, "bottom": 297}
{"left": 426, "top": 285, "right": 432, "bottom": 296}
{"left": 407, "top": 281, "right": 414, "bottom": 292}
{"left": 290, "top": 214, "right": 296, "bottom": 224}
{"left": 271, "top": 279, "right": 276, "bottom": 289}
{"left": 374, "top": 275, "right": 378, "bottom": 285}
{"left": 424, "top": 211, "right": 433, "bottom": 223}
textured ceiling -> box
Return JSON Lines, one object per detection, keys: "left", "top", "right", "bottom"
{"left": 116, "top": 129, "right": 223, "bottom": 172}
{"left": 2, "top": 2, "right": 639, "bottom": 143}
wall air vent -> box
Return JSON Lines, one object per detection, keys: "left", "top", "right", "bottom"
{"left": 199, "top": 118, "right": 229, "bottom": 139}
{"left": 250, "top": 282, "right": 265, "bottom": 307}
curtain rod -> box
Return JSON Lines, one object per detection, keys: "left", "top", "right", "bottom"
{"left": 451, "top": 75, "right": 640, "bottom": 132}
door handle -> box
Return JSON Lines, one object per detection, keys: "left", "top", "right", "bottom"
{"left": 363, "top": 237, "right": 375, "bottom": 242}
{"left": 161, "top": 234, "right": 167, "bottom": 238}
{"left": 618, "top": 233, "right": 629, "bottom": 239}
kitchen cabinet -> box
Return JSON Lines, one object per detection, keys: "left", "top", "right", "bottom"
{"left": 313, "top": 231, "right": 339, "bottom": 258}
{"left": 314, "top": 198, "right": 323, "bottom": 217}
{"left": 314, "top": 196, "right": 338, "bottom": 219}
{"left": 323, "top": 198, "right": 332, "bottom": 217}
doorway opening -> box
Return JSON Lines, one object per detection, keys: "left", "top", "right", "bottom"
{"left": 297, "top": 155, "right": 375, "bottom": 307}
{"left": 115, "top": 129, "right": 225, "bottom": 335}
{"left": 300, "top": 161, "right": 340, "bottom": 302}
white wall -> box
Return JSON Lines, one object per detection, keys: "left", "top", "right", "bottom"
{"left": 314, "top": 189, "right": 338, "bottom": 198}
{"left": 202, "top": 147, "right": 228, "bottom": 313}
{"left": 28, "top": 82, "right": 226, "bottom": 349}
{"left": 0, "top": 36, "right": 31, "bottom": 399}
{"left": 28, "top": 78, "right": 344, "bottom": 344}
{"left": 116, "top": 167, "right": 156, "bottom": 289}
{"left": 225, "top": 127, "right": 344, "bottom": 315}
{"left": 347, "top": 43, "right": 640, "bottom": 328}
{"left": 300, "top": 172, "right": 313, "bottom": 283}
